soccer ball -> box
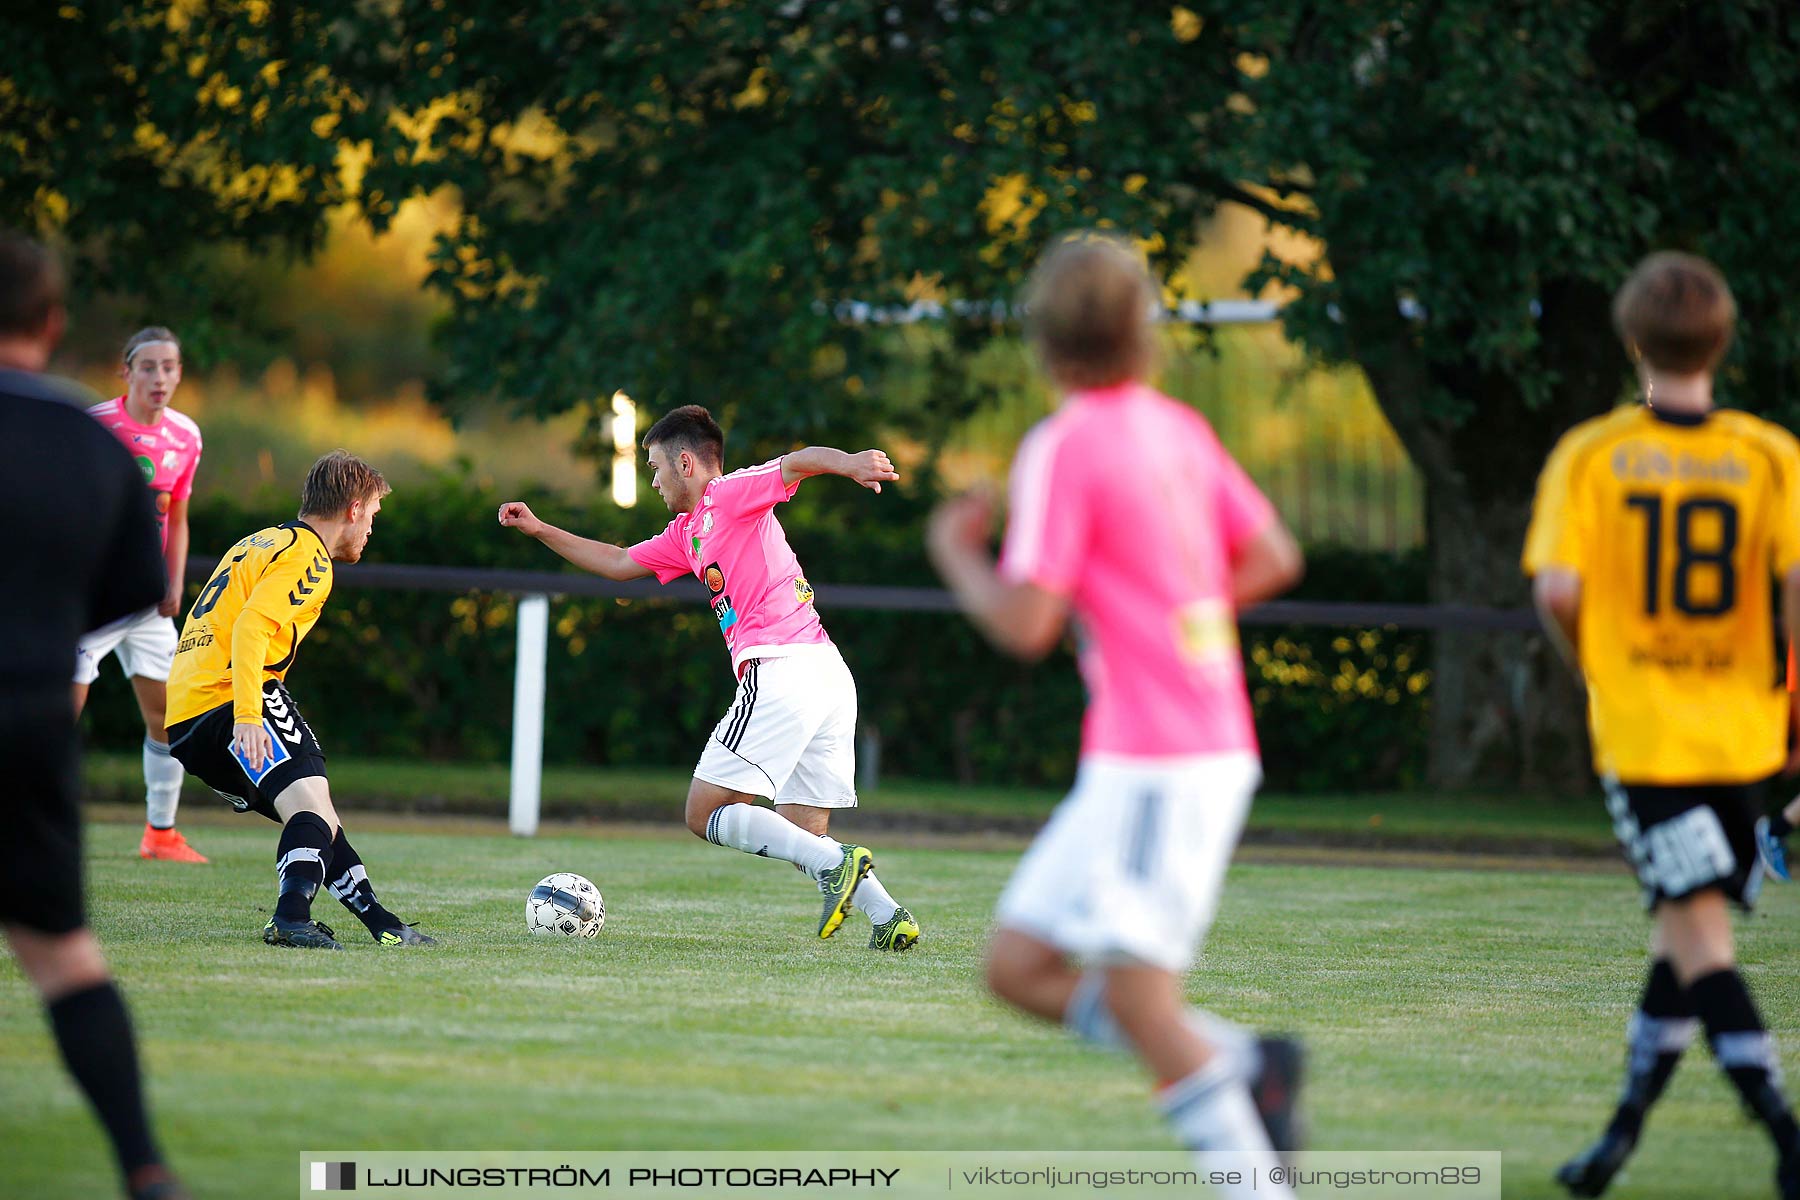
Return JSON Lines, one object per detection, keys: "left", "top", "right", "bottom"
{"left": 525, "top": 872, "right": 605, "bottom": 939}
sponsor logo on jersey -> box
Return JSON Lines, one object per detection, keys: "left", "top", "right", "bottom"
{"left": 712, "top": 593, "right": 739, "bottom": 633}
{"left": 794, "top": 576, "right": 814, "bottom": 605}
{"left": 1173, "top": 598, "right": 1239, "bottom": 667}
{"left": 704, "top": 562, "right": 726, "bottom": 594}
{"left": 1611, "top": 442, "right": 1751, "bottom": 485}
{"left": 155, "top": 491, "right": 171, "bottom": 514}
{"left": 135, "top": 455, "right": 155, "bottom": 482}
{"left": 175, "top": 630, "right": 214, "bottom": 655}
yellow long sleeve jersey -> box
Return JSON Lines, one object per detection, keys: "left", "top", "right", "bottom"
{"left": 167, "top": 522, "right": 334, "bottom": 727}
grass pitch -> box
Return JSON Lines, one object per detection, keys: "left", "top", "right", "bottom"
{"left": 84, "top": 751, "right": 1624, "bottom": 852}
{"left": 3, "top": 814, "right": 1799, "bottom": 1199}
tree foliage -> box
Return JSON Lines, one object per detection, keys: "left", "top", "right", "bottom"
{"left": 335, "top": 1, "right": 1249, "bottom": 458}
{"left": 0, "top": 2, "right": 384, "bottom": 353}
{"left": 1210, "top": 0, "right": 1800, "bottom": 784}
{"left": 13, "top": 1, "right": 1800, "bottom": 786}
{"left": 14, "top": 3, "right": 1797, "bottom": 438}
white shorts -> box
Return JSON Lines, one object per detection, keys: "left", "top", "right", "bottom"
{"left": 995, "top": 752, "right": 1260, "bottom": 973}
{"left": 693, "top": 644, "right": 858, "bottom": 808}
{"left": 74, "top": 608, "right": 177, "bottom": 686}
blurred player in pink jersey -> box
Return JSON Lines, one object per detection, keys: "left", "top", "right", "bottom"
{"left": 929, "top": 234, "right": 1306, "bottom": 1196}
{"left": 74, "top": 327, "right": 205, "bottom": 863}
{"left": 498, "top": 407, "right": 920, "bottom": 950}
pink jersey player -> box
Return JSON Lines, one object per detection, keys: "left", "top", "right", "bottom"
{"left": 999, "top": 380, "right": 1271, "bottom": 759}
{"left": 87, "top": 395, "right": 201, "bottom": 550}
{"left": 627, "top": 458, "right": 833, "bottom": 676}
{"left": 499, "top": 406, "right": 920, "bottom": 950}
{"left": 75, "top": 326, "right": 209, "bottom": 865}
{"left": 929, "top": 234, "right": 1306, "bottom": 1194}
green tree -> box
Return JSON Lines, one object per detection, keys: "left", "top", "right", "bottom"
{"left": 16, "top": 1, "right": 1799, "bottom": 787}
{"left": 0, "top": 2, "right": 374, "bottom": 355}
{"left": 340, "top": 1, "right": 1241, "bottom": 462}
{"left": 1220, "top": 0, "right": 1800, "bottom": 786}
{"left": 344, "top": 0, "right": 1798, "bottom": 788}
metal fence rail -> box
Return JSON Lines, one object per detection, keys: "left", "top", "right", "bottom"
{"left": 236, "top": 559, "right": 1534, "bottom": 629}
{"left": 190, "top": 557, "right": 1535, "bottom": 833}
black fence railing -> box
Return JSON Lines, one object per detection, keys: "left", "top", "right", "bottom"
{"left": 194, "top": 558, "right": 1538, "bottom": 633}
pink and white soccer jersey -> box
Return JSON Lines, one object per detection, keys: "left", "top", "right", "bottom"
{"left": 994, "top": 382, "right": 1276, "bottom": 970}
{"left": 999, "top": 382, "right": 1271, "bottom": 759}
{"left": 86, "top": 396, "right": 202, "bottom": 551}
{"left": 628, "top": 458, "right": 832, "bottom": 677}
{"left": 74, "top": 398, "right": 201, "bottom": 685}
{"left": 628, "top": 459, "right": 855, "bottom": 804}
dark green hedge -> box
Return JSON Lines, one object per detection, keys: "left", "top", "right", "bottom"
{"left": 80, "top": 472, "right": 1430, "bottom": 791}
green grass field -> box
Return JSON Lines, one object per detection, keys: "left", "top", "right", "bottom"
{"left": 82, "top": 752, "right": 1623, "bottom": 854}
{"left": 4, "top": 813, "right": 1798, "bottom": 1199}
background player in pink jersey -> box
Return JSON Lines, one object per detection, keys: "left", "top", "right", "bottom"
{"left": 498, "top": 407, "right": 920, "bottom": 950}
{"left": 929, "top": 234, "right": 1306, "bottom": 1197}
{"left": 73, "top": 327, "right": 206, "bottom": 863}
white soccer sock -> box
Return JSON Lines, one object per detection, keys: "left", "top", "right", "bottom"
{"left": 1188, "top": 1010, "right": 1259, "bottom": 1082}
{"left": 1158, "top": 1061, "right": 1291, "bottom": 1199}
{"left": 705, "top": 804, "right": 842, "bottom": 876}
{"left": 851, "top": 872, "right": 899, "bottom": 924}
{"left": 1063, "top": 976, "right": 1258, "bottom": 1080}
{"left": 1063, "top": 973, "right": 1128, "bottom": 1048}
{"left": 143, "top": 738, "right": 185, "bottom": 829}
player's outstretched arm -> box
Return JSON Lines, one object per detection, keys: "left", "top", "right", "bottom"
{"left": 497, "top": 501, "right": 651, "bottom": 581}
{"left": 780, "top": 447, "right": 900, "bottom": 492}
{"left": 927, "top": 489, "right": 1069, "bottom": 661}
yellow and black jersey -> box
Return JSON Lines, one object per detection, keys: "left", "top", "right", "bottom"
{"left": 1523, "top": 403, "right": 1800, "bottom": 784}
{"left": 166, "top": 521, "right": 334, "bottom": 727}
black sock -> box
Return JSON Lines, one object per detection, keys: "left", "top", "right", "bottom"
{"left": 274, "top": 812, "right": 334, "bottom": 923}
{"left": 47, "top": 981, "right": 161, "bottom": 1181}
{"left": 325, "top": 826, "right": 400, "bottom": 935}
{"left": 1772, "top": 812, "right": 1794, "bottom": 841}
{"left": 1605, "top": 959, "right": 1694, "bottom": 1142}
{"left": 1689, "top": 968, "right": 1800, "bottom": 1155}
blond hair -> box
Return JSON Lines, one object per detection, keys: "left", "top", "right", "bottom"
{"left": 1024, "top": 233, "right": 1159, "bottom": 390}
{"left": 299, "top": 450, "right": 390, "bottom": 518}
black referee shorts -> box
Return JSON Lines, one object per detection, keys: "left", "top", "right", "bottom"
{"left": 167, "top": 680, "right": 328, "bottom": 823}
{"left": 0, "top": 688, "right": 86, "bottom": 934}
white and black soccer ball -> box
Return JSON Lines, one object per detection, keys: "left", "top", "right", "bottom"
{"left": 525, "top": 872, "right": 605, "bottom": 939}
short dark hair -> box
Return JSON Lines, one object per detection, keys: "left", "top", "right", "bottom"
{"left": 1613, "top": 251, "right": 1736, "bottom": 375}
{"left": 0, "top": 230, "right": 65, "bottom": 339}
{"left": 1024, "top": 232, "right": 1158, "bottom": 390}
{"left": 299, "top": 450, "right": 390, "bottom": 518}
{"left": 643, "top": 404, "right": 725, "bottom": 467}
{"left": 123, "top": 326, "right": 181, "bottom": 366}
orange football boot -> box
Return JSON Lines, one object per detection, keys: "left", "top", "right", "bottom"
{"left": 139, "top": 824, "right": 209, "bottom": 863}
